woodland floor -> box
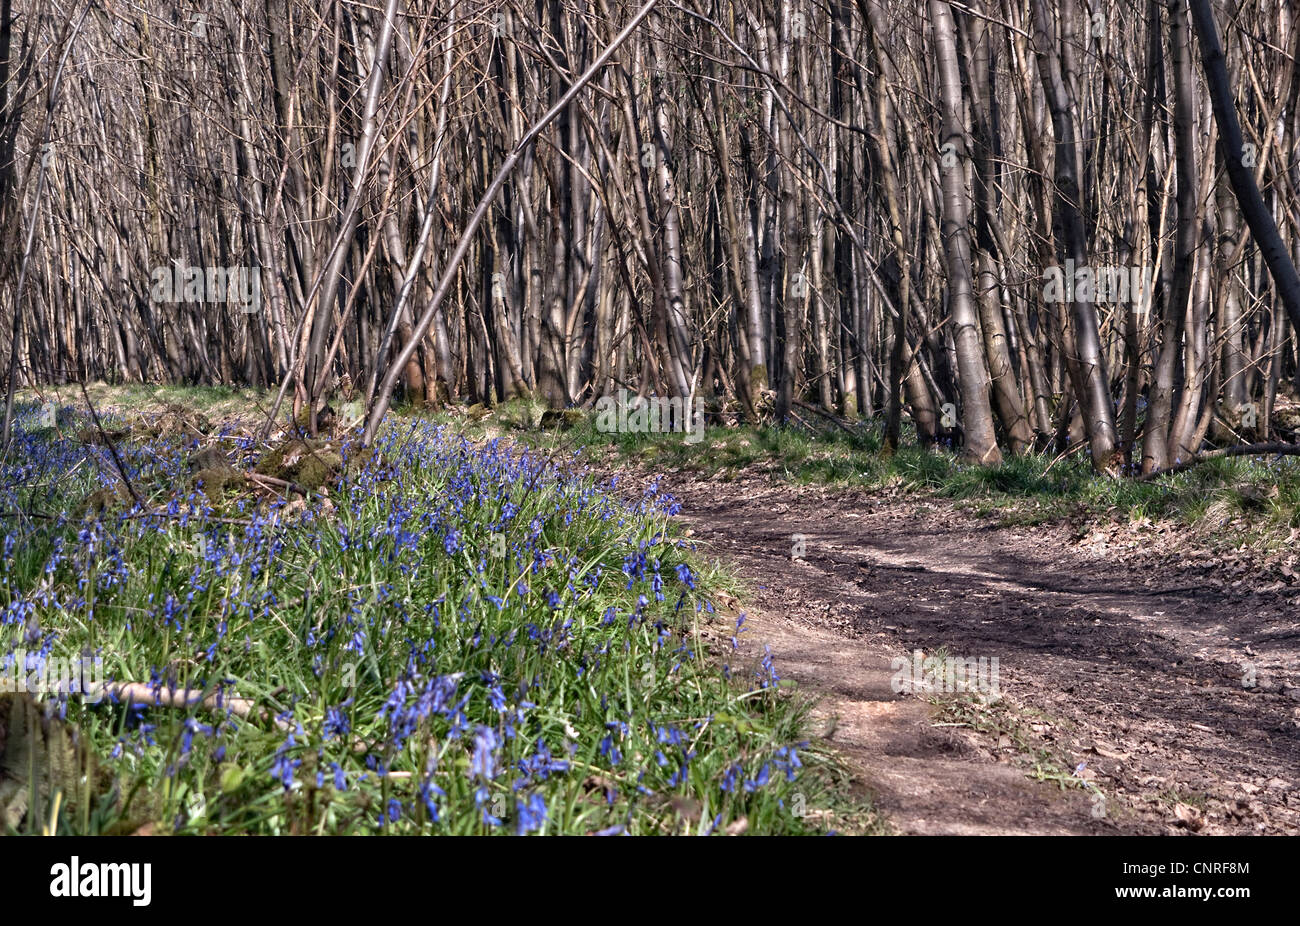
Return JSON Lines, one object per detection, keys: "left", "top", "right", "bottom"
{"left": 35, "top": 386, "right": 1300, "bottom": 835}
{"left": 605, "top": 465, "right": 1300, "bottom": 835}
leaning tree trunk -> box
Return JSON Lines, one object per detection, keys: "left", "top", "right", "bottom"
{"left": 1189, "top": 0, "right": 1300, "bottom": 334}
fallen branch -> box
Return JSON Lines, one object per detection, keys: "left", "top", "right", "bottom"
{"left": 247, "top": 472, "right": 316, "bottom": 498}
{"left": 792, "top": 399, "right": 863, "bottom": 441}
{"left": 92, "top": 682, "right": 291, "bottom": 731}
{"left": 1136, "top": 441, "right": 1300, "bottom": 482}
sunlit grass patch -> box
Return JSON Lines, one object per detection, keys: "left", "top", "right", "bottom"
{"left": 516, "top": 405, "right": 1300, "bottom": 545}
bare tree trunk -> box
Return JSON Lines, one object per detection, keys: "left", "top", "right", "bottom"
{"left": 930, "top": 0, "right": 1000, "bottom": 463}
{"left": 1032, "top": 0, "right": 1118, "bottom": 472}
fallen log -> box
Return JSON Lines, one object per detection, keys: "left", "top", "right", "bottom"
{"left": 1136, "top": 441, "right": 1300, "bottom": 482}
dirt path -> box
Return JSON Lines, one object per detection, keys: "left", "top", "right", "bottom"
{"left": 651, "top": 471, "right": 1300, "bottom": 835}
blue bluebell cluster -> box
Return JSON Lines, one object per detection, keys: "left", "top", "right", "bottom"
{"left": 1, "top": 402, "right": 817, "bottom": 834}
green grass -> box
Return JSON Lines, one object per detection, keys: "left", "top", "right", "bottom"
{"left": 1, "top": 399, "right": 875, "bottom": 835}
{"left": 460, "top": 401, "right": 1300, "bottom": 548}
{"left": 28, "top": 382, "right": 273, "bottom": 418}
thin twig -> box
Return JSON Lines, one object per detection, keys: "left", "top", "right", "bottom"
{"left": 78, "top": 380, "right": 144, "bottom": 507}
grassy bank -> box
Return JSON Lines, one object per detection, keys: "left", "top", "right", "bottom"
{"left": 1, "top": 398, "right": 860, "bottom": 835}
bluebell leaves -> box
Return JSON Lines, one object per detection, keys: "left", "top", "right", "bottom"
{"left": 0, "top": 403, "right": 823, "bottom": 835}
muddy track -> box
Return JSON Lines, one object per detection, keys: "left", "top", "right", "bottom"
{"left": 649, "top": 471, "right": 1300, "bottom": 835}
